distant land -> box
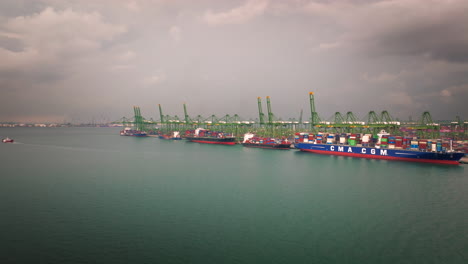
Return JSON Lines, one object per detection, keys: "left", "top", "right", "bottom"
{"left": 0, "top": 122, "right": 123, "bottom": 128}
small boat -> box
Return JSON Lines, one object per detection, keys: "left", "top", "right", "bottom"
{"left": 2, "top": 137, "right": 14, "bottom": 143}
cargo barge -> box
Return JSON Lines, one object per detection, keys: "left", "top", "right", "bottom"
{"left": 295, "top": 131, "right": 464, "bottom": 165}
{"left": 184, "top": 128, "right": 236, "bottom": 145}
{"left": 242, "top": 133, "right": 291, "bottom": 149}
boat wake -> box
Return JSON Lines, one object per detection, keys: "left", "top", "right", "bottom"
{"left": 18, "top": 143, "right": 119, "bottom": 153}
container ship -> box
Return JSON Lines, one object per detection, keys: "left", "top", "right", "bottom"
{"left": 120, "top": 127, "right": 147, "bottom": 137}
{"left": 294, "top": 130, "right": 464, "bottom": 165}
{"left": 242, "top": 133, "right": 291, "bottom": 149}
{"left": 184, "top": 128, "right": 236, "bottom": 145}
{"left": 158, "top": 131, "right": 182, "bottom": 140}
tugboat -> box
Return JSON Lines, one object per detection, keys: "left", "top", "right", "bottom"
{"left": 241, "top": 133, "right": 291, "bottom": 149}
{"left": 2, "top": 137, "right": 14, "bottom": 143}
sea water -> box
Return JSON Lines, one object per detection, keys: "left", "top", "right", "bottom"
{"left": 1, "top": 127, "right": 467, "bottom": 263}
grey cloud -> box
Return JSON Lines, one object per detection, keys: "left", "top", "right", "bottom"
{"left": 0, "top": 0, "right": 467, "bottom": 122}
{"left": 289, "top": 0, "right": 468, "bottom": 63}
{"left": 1, "top": 7, "right": 127, "bottom": 71}
{"left": 203, "top": 0, "right": 269, "bottom": 25}
{"left": 370, "top": 13, "right": 468, "bottom": 62}
{"left": 352, "top": 1, "right": 468, "bottom": 63}
{"left": 0, "top": 35, "right": 23, "bottom": 52}
{"left": 0, "top": 0, "right": 45, "bottom": 17}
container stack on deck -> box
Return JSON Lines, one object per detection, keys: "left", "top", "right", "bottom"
{"left": 294, "top": 132, "right": 459, "bottom": 153}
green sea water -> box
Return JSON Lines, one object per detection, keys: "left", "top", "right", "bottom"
{"left": 1, "top": 127, "right": 467, "bottom": 264}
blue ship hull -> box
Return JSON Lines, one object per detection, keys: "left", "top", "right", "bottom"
{"left": 295, "top": 143, "right": 464, "bottom": 165}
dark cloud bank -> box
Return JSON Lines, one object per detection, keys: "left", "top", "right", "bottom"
{"left": 0, "top": 0, "right": 467, "bottom": 123}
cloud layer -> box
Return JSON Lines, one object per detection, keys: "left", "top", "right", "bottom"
{"left": 1, "top": 0, "right": 467, "bottom": 123}
{"left": 1, "top": 7, "right": 126, "bottom": 71}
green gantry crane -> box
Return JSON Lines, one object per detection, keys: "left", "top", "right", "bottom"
{"left": 309, "top": 92, "right": 321, "bottom": 132}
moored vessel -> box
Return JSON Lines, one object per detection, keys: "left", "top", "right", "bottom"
{"left": 159, "top": 131, "right": 182, "bottom": 140}
{"left": 241, "top": 133, "right": 291, "bottom": 149}
{"left": 295, "top": 131, "right": 464, "bottom": 165}
{"left": 120, "top": 127, "right": 147, "bottom": 137}
{"left": 185, "top": 128, "right": 236, "bottom": 145}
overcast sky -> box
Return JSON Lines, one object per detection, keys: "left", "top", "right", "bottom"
{"left": 1, "top": 0, "right": 467, "bottom": 123}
